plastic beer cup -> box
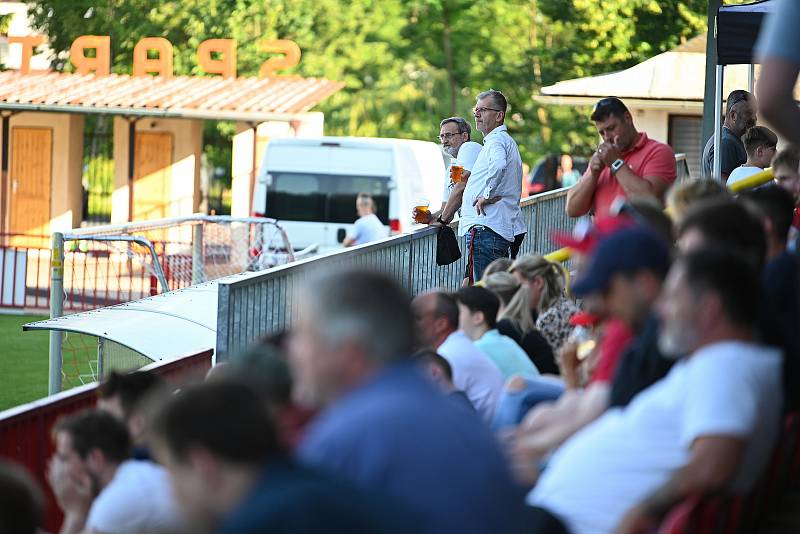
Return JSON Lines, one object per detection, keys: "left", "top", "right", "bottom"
{"left": 412, "top": 199, "right": 431, "bottom": 224}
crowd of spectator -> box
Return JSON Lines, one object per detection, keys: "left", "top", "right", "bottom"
{"left": 6, "top": 4, "right": 800, "bottom": 526}
{"left": 4, "top": 147, "right": 795, "bottom": 532}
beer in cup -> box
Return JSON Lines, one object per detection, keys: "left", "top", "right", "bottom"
{"left": 412, "top": 198, "right": 431, "bottom": 224}
{"left": 450, "top": 163, "right": 465, "bottom": 183}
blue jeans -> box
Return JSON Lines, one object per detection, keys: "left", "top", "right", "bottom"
{"left": 466, "top": 225, "right": 513, "bottom": 283}
{"left": 492, "top": 377, "right": 565, "bottom": 431}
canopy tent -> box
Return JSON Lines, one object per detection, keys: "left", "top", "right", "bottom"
{"left": 709, "top": 0, "right": 776, "bottom": 179}
{"left": 717, "top": 0, "right": 775, "bottom": 66}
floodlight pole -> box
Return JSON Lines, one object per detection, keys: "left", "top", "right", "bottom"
{"left": 48, "top": 232, "right": 64, "bottom": 395}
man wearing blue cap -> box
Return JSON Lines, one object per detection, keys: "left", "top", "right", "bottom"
{"left": 570, "top": 227, "right": 675, "bottom": 407}
{"left": 512, "top": 226, "right": 674, "bottom": 487}
{"left": 526, "top": 248, "right": 783, "bottom": 534}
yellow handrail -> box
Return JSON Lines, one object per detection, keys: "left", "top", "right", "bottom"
{"left": 542, "top": 168, "right": 776, "bottom": 263}
{"left": 728, "top": 167, "right": 774, "bottom": 192}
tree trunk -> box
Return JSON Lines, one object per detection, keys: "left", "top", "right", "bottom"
{"left": 442, "top": 2, "right": 457, "bottom": 117}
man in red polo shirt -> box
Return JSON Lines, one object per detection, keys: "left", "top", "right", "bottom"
{"left": 566, "top": 97, "right": 677, "bottom": 218}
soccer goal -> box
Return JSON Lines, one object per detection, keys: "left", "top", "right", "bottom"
{"left": 47, "top": 214, "right": 295, "bottom": 394}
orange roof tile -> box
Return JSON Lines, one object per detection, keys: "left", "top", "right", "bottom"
{"left": 0, "top": 71, "right": 344, "bottom": 121}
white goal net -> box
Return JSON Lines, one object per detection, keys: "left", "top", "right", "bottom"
{"left": 50, "top": 214, "right": 295, "bottom": 391}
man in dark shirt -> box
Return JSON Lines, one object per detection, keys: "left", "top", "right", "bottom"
{"left": 511, "top": 227, "right": 673, "bottom": 483}
{"left": 701, "top": 89, "right": 757, "bottom": 181}
{"left": 413, "top": 349, "right": 475, "bottom": 411}
{"left": 151, "top": 381, "right": 414, "bottom": 534}
{"left": 608, "top": 315, "right": 673, "bottom": 408}
{"left": 740, "top": 186, "right": 800, "bottom": 409}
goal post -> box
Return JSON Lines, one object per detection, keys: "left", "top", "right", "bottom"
{"left": 46, "top": 214, "right": 295, "bottom": 394}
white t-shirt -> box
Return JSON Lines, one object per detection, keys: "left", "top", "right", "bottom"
{"left": 346, "top": 213, "right": 388, "bottom": 245}
{"left": 87, "top": 460, "right": 182, "bottom": 534}
{"left": 437, "top": 330, "right": 504, "bottom": 421}
{"left": 528, "top": 341, "right": 782, "bottom": 534}
{"left": 443, "top": 141, "right": 483, "bottom": 201}
{"left": 727, "top": 166, "right": 763, "bottom": 188}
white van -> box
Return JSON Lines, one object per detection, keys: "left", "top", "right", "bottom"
{"left": 251, "top": 137, "right": 447, "bottom": 251}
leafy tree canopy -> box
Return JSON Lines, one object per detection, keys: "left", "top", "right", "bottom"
{"left": 25, "top": 0, "right": 718, "bottom": 165}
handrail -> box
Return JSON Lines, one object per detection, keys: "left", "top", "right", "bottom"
{"left": 215, "top": 188, "right": 573, "bottom": 361}
{"left": 543, "top": 168, "right": 776, "bottom": 263}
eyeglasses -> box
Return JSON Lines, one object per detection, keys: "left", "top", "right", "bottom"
{"left": 472, "top": 106, "right": 502, "bottom": 115}
{"left": 437, "top": 132, "right": 465, "bottom": 141}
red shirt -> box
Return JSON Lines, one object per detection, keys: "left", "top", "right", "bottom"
{"left": 589, "top": 318, "right": 635, "bottom": 384}
{"left": 589, "top": 133, "right": 677, "bottom": 218}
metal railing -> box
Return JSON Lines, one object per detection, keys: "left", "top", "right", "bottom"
{"left": 216, "top": 188, "right": 574, "bottom": 361}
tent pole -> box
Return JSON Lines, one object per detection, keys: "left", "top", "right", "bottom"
{"left": 701, "top": 1, "right": 723, "bottom": 168}
{"left": 748, "top": 64, "right": 755, "bottom": 93}
{"left": 713, "top": 65, "right": 724, "bottom": 182}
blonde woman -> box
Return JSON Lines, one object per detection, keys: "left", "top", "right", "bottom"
{"left": 509, "top": 254, "right": 578, "bottom": 353}
{"left": 483, "top": 272, "right": 558, "bottom": 375}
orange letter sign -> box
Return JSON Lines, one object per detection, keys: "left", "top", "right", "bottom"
{"left": 133, "top": 37, "right": 174, "bottom": 78}
{"left": 70, "top": 35, "right": 111, "bottom": 75}
{"left": 9, "top": 35, "right": 46, "bottom": 74}
{"left": 197, "top": 39, "right": 237, "bottom": 78}
{"left": 259, "top": 39, "right": 301, "bottom": 78}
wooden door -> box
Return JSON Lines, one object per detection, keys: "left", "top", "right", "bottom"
{"left": 133, "top": 131, "right": 173, "bottom": 221}
{"left": 8, "top": 127, "right": 52, "bottom": 247}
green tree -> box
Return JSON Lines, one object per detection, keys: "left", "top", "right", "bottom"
{"left": 26, "top": 0, "right": 716, "bottom": 167}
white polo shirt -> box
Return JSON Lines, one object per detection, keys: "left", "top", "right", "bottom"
{"left": 458, "top": 125, "right": 523, "bottom": 241}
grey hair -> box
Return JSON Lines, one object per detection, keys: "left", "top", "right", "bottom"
{"left": 302, "top": 269, "right": 415, "bottom": 363}
{"left": 477, "top": 89, "right": 508, "bottom": 113}
{"left": 440, "top": 116, "right": 471, "bottom": 138}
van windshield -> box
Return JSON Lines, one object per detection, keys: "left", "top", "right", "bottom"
{"left": 266, "top": 172, "right": 390, "bottom": 224}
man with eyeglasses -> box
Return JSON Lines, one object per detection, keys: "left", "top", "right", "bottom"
{"left": 700, "top": 90, "right": 757, "bottom": 182}
{"left": 437, "top": 89, "right": 523, "bottom": 283}
{"left": 565, "top": 97, "right": 676, "bottom": 219}
{"left": 419, "top": 117, "right": 483, "bottom": 225}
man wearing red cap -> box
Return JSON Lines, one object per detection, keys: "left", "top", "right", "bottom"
{"left": 565, "top": 97, "right": 676, "bottom": 219}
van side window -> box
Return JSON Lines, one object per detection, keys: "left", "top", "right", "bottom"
{"left": 267, "top": 172, "right": 389, "bottom": 224}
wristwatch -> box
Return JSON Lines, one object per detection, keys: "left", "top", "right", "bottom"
{"left": 611, "top": 158, "right": 625, "bottom": 174}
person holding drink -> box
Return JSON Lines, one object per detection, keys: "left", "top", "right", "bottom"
{"left": 413, "top": 117, "right": 482, "bottom": 226}
{"left": 435, "top": 90, "right": 523, "bottom": 284}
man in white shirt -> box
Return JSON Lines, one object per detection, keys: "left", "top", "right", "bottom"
{"left": 48, "top": 410, "right": 181, "bottom": 534}
{"left": 437, "top": 90, "right": 523, "bottom": 283}
{"left": 727, "top": 126, "right": 778, "bottom": 187}
{"left": 412, "top": 291, "right": 504, "bottom": 421}
{"left": 417, "top": 117, "right": 482, "bottom": 227}
{"left": 526, "top": 248, "right": 783, "bottom": 534}
{"left": 343, "top": 193, "right": 388, "bottom": 247}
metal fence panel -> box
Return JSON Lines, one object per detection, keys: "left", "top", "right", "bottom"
{"left": 215, "top": 188, "right": 575, "bottom": 361}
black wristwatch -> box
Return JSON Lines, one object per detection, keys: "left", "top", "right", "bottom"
{"left": 437, "top": 216, "right": 448, "bottom": 225}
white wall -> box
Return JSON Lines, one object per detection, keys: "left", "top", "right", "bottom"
{"left": 631, "top": 108, "right": 670, "bottom": 144}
